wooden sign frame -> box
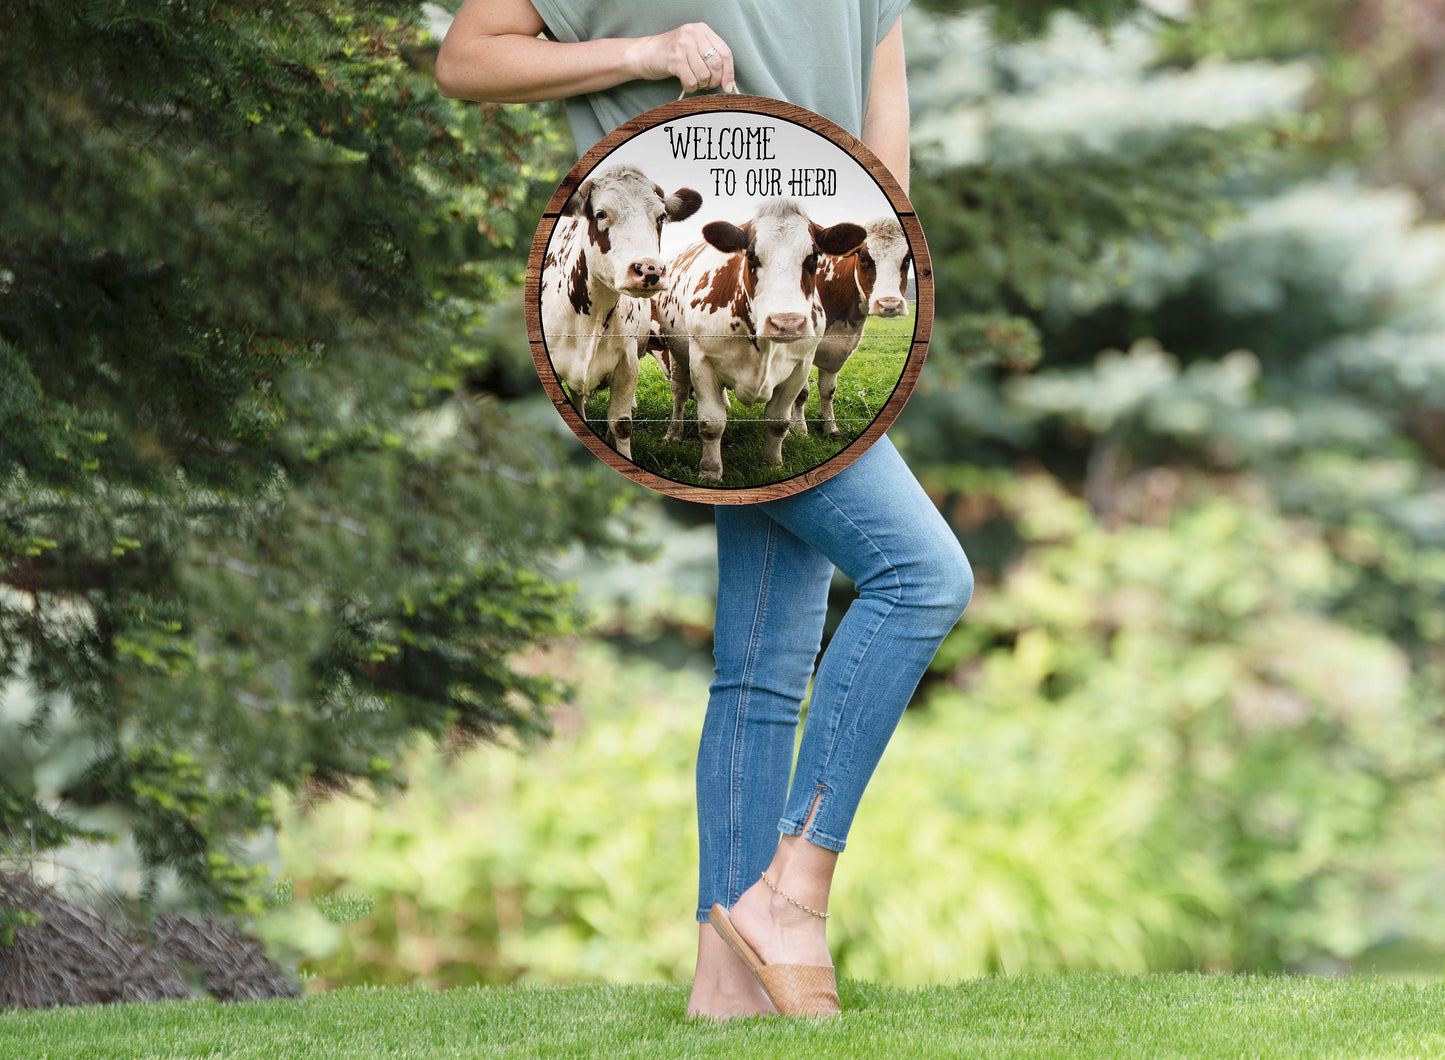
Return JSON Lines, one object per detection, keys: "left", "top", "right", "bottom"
{"left": 525, "top": 94, "right": 932, "bottom": 504}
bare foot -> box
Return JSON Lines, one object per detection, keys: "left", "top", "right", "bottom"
{"left": 726, "top": 879, "right": 832, "bottom": 968}
{"left": 686, "top": 922, "right": 777, "bottom": 1020}
{"left": 684, "top": 992, "right": 776, "bottom": 1022}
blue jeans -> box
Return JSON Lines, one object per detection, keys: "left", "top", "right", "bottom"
{"left": 696, "top": 432, "right": 974, "bottom": 921}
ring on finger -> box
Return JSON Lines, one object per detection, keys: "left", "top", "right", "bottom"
{"left": 701, "top": 46, "right": 717, "bottom": 61}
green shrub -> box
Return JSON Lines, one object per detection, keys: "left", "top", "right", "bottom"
{"left": 264, "top": 472, "right": 1445, "bottom": 985}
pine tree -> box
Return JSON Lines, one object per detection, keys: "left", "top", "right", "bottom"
{"left": 0, "top": 0, "right": 649, "bottom": 916}
{"left": 896, "top": 2, "right": 1445, "bottom": 663}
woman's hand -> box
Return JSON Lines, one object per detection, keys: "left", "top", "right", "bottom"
{"left": 628, "top": 22, "right": 735, "bottom": 94}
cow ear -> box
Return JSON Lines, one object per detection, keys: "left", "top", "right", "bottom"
{"left": 665, "top": 188, "right": 703, "bottom": 222}
{"left": 563, "top": 178, "right": 593, "bottom": 217}
{"left": 807, "top": 221, "right": 859, "bottom": 257}
{"left": 816, "top": 222, "right": 867, "bottom": 256}
{"left": 703, "top": 220, "right": 750, "bottom": 254}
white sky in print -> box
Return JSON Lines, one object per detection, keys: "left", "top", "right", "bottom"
{"left": 584, "top": 110, "right": 902, "bottom": 260}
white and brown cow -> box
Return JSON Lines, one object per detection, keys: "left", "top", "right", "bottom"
{"left": 540, "top": 164, "right": 701, "bottom": 458}
{"left": 791, "top": 216, "right": 912, "bottom": 438}
{"left": 655, "top": 198, "right": 865, "bottom": 483}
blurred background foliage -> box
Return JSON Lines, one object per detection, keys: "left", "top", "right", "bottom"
{"left": 268, "top": 472, "right": 1445, "bottom": 985}
{"left": 3, "top": 0, "right": 1444, "bottom": 983}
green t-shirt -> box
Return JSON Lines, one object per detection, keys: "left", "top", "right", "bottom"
{"left": 526, "top": 0, "right": 909, "bottom": 157}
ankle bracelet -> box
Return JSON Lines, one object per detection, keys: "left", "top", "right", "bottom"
{"left": 759, "top": 870, "right": 829, "bottom": 919}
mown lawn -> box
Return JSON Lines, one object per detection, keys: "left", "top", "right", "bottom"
{"left": 558, "top": 314, "right": 915, "bottom": 491}
{"left": 3, "top": 974, "right": 1443, "bottom": 1059}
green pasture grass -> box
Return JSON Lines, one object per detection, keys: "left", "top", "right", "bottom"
{"left": 558, "top": 314, "right": 915, "bottom": 491}
{"left": 3, "top": 974, "right": 1442, "bottom": 1059}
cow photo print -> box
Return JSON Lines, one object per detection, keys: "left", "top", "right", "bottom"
{"left": 530, "top": 97, "right": 926, "bottom": 500}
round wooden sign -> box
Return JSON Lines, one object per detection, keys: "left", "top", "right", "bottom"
{"left": 526, "top": 95, "right": 931, "bottom": 504}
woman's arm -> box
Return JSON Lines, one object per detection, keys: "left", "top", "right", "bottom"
{"left": 434, "top": 0, "right": 735, "bottom": 102}
{"left": 861, "top": 17, "right": 910, "bottom": 197}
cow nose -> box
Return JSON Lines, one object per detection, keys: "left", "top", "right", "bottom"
{"left": 629, "top": 259, "right": 665, "bottom": 287}
{"left": 762, "top": 313, "right": 808, "bottom": 339}
{"left": 873, "top": 297, "right": 906, "bottom": 317}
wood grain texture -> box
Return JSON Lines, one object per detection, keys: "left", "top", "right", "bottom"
{"left": 524, "top": 94, "right": 932, "bottom": 505}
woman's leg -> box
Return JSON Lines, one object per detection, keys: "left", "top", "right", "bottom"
{"left": 727, "top": 433, "right": 974, "bottom": 966}
{"left": 688, "top": 501, "right": 834, "bottom": 1018}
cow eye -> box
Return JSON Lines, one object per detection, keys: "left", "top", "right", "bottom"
{"left": 860, "top": 251, "right": 874, "bottom": 267}
{"left": 803, "top": 253, "right": 818, "bottom": 272}
{"left": 746, "top": 250, "right": 760, "bottom": 270}
{"left": 593, "top": 209, "right": 608, "bottom": 223}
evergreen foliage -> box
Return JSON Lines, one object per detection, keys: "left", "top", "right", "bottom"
{"left": 0, "top": 0, "right": 646, "bottom": 915}
{"left": 897, "top": 6, "right": 1445, "bottom": 679}
{"left": 916, "top": 0, "right": 1144, "bottom": 39}
{"left": 1156, "top": 0, "right": 1445, "bottom": 208}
